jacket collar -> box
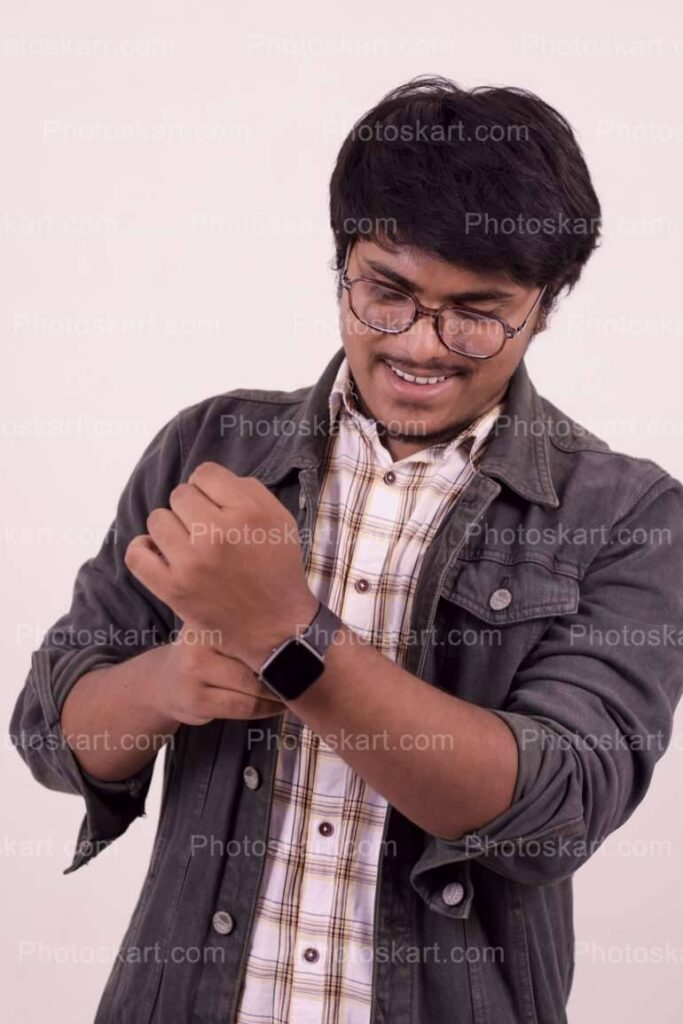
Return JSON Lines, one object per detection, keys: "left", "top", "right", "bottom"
{"left": 479, "top": 356, "right": 560, "bottom": 508}
{"left": 255, "top": 348, "right": 559, "bottom": 509}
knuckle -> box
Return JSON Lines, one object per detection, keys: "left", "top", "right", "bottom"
{"left": 146, "top": 507, "right": 164, "bottom": 530}
{"left": 192, "top": 461, "right": 216, "bottom": 483}
{"left": 124, "top": 537, "right": 142, "bottom": 566}
{"left": 169, "top": 482, "right": 191, "bottom": 506}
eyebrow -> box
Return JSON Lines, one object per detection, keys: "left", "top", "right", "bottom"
{"left": 361, "top": 256, "right": 516, "bottom": 306}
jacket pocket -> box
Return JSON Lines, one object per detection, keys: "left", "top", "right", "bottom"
{"left": 440, "top": 555, "right": 579, "bottom": 626}
{"left": 431, "top": 555, "right": 580, "bottom": 707}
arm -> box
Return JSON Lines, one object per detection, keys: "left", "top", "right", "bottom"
{"left": 288, "top": 474, "right": 683, "bottom": 890}
{"left": 9, "top": 417, "right": 281, "bottom": 872}
{"left": 59, "top": 647, "right": 178, "bottom": 784}
{"left": 126, "top": 461, "right": 683, "bottom": 896}
{"left": 9, "top": 415, "right": 184, "bottom": 810}
{"left": 60, "top": 628, "right": 283, "bottom": 783}
{"left": 281, "top": 624, "right": 518, "bottom": 839}
{"left": 125, "top": 461, "right": 518, "bottom": 841}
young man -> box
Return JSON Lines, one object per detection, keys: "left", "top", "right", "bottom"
{"left": 11, "top": 76, "right": 683, "bottom": 1024}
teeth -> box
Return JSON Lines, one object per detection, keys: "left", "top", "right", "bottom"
{"left": 389, "top": 363, "right": 447, "bottom": 385}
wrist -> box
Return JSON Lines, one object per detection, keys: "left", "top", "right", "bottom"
{"left": 245, "top": 591, "right": 320, "bottom": 673}
{"left": 135, "top": 643, "right": 183, "bottom": 732}
{"left": 256, "top": 601, "right": 345, "bottom": 701}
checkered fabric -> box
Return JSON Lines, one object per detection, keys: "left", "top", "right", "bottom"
{"left": 234, "top": 358, "right": 504, "bottom": 1024}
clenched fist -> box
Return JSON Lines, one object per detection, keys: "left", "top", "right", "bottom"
{"left": 124, "top": 462, "right": 319, "bottom": 672}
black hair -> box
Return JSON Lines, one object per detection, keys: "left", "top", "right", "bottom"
{"left": 329, "top": 74, "right": 602, "bottom": 319}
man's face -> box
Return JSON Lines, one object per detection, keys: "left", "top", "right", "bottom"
{"left": 339, "top": 238, "right": 545, "bottom": 457}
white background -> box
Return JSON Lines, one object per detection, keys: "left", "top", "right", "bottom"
{"left": 2, "top": 1, "right": 682, "bottom": 1020}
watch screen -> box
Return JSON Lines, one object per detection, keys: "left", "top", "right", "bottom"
{"left": 262, "top": 638, "right": 325, "bottom": 696}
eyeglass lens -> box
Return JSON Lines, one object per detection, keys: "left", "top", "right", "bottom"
{"left": 349, "top": 279, "right": 505, "bottom": 357}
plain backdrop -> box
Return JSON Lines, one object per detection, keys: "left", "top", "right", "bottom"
{"left": 2, "top": 1, "right": 682, "bottom": 1021}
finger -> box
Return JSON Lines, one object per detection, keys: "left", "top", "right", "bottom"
{"left": 200, "top": 687, "right": 284, "bottom": 721}
{"left": 205, "top": 682, "right": 283, "bottom": 706}
{"left": 169, "top": 481, "right": 221, "bottom": 536}
{"left": 188, "top": 461, "right": 251, "bottom": 510}
{"left": 146, "top": 507, "right": 188, "bottom": 561}
{"left": 177, "top": 632, "right": 281, "bottom": 702}
{"left": 198, "top": 649, "right": 277, "bottom": 701}
{"left": 124, "top": 534, "right": 172, "bottom": 594}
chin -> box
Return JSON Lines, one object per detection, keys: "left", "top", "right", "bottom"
{"left": 375, "top": 404, "right": 448, "bottom": 439}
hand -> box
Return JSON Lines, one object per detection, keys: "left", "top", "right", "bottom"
{"left": 124, "top": 462, "right": 318, "bottom": 670}
{"left": 149, "top": 623, "right": 287, "bottom": 726}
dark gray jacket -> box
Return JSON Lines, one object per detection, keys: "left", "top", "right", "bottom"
{"left": 10, "top": 349, "right": 683, "bottom": 1023}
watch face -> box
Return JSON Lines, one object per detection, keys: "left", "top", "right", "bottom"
{"left": 261, "top": 637, "right": 325, "bottom": 697}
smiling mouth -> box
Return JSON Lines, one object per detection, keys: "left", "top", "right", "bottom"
{"left": 383, "top": 358, "right": 463, "bottom": 386}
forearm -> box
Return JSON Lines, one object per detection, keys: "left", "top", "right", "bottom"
{"left": 60, "top": 644, "right": 179, "bottom": 783}
{"left": 118, "top": 459, "right": 519, "bottom": 836}
{"left": 287, "top": 624, "right": 519, "bottom": 839}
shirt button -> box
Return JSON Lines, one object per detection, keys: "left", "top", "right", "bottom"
{"left": 212, "top": 910, "right": 234, "bottom": 935}
{"left": 242, "top": 766, "right": 261, "bottom": 790}
{"left": 355, "top": 578, "right": 370, "bottom": 593}
{"left": 318, "top": 821, "right": 335, "bottom": 837}
{"left": 489, "top": 587, "right": 512, "bottom": 611}
{"left": 383, "top": 470, "right": 397, "bottom": 485}
{"left": 303, "top": 947, "right": 320, "bottom": 963}
{"left": 441, "top": 881, "right": 465, "bottom": 907}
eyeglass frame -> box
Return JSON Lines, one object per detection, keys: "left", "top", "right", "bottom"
{"left": 340, "top": 239, "right": 547, "bottom": 360}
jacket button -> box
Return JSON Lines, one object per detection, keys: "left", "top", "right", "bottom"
{"left": 489, "top": 587, "right": 512, "bottom": 610}
{"left": 441, "top": 881, "right": 465, "bottom": 907}
{"left": 243, "top": 766, "right": 261, "bottom": 790}
{"left": 212, "top": 910, "right": 234, "bottom": 935}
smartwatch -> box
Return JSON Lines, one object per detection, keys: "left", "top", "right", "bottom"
{"left": 257, "top": 602, "right": 344, "bottom": 700}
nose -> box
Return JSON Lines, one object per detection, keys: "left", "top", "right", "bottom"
{"left": 403, "top": 307, "right": 446, "bottom": 358}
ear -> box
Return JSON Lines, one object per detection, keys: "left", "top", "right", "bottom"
{"left": 532, "top": 309, "right": 549, "bottom": 337}
{"left": 532, "top": 283, "right": 559, "bottom": 339}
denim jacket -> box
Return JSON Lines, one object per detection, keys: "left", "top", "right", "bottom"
{"left": 10, "top": 349, "right": 683, "bottom": 1023}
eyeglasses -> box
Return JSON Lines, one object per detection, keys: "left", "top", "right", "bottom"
{"left": 340, "top": 240, "right": 546, "bottom": 360}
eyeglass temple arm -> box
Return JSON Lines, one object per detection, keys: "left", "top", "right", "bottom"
{"left": 508, "top": 284, "right": 547, "bottom": 337}
{"left": 342, "top": 239, "right": 353, "bottom": 277}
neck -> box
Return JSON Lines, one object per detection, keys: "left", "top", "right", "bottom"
{"left": 345, "top": 372, "right": 506, "bottom": 463}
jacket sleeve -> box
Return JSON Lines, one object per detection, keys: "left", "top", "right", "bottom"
{"left": 9, "top": 413, "right": 184, "bottom": 874}
{"left": 410, "top": 472, "right": 683, "bottom": 911}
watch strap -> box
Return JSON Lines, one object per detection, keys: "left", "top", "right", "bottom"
{"left": 299, "top": 602, "right": 344, "bottom": 658}
{"left": 257, "top": 602, "right": 344, "bottom": 699}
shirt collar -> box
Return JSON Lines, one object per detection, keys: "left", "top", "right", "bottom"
{"left": 254, "top": 347, "right": 560, "bottom": 508}
{"left": 328, "top": 356, "right": 503, "bottom": 468}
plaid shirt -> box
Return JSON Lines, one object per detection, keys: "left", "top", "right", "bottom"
{"left": 233, "top": 358, "right": 504, "bottom": 1024}
{"left": 15, "top": 349, "right": 683, "bottom": 1024}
